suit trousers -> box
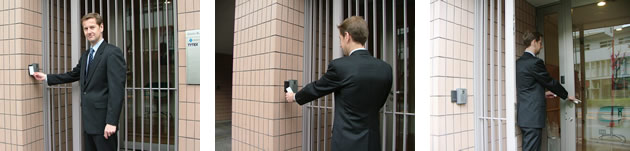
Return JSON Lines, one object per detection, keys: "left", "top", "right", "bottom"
{"left": 521, "top": 127, "right": 542, "bottom": 151}
{"left": 84, "top": 132, "right": 117, "bottom": 151}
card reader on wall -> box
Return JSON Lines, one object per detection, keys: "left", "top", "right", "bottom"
{"left": 451, "top": 88, "right": 467, "bottom": 105}
{"left": 284, "top": 80, "right": 297, "bottom": 93}
{"left": 28, "top": 63, "right": 39, "bottom": 76}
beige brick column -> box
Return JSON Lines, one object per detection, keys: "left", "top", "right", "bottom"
{"left": 177, "top": 0, "right": 201, "bottom": 150}
{"left": 232, "top": 0, "right": 304, "bottom": 150}
{"left": 0, "top": 0, "right": 45, "bottom": 150}
{"left": 430, "top": 0, "right": 475, "bottom": 150}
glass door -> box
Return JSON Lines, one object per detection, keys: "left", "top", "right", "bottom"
{"left": 573, "top": 24, "right": 630, "bottom": 151}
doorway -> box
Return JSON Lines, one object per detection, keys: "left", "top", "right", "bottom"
{"left": 534, "top": 0, "right": 630, "bottom": 150}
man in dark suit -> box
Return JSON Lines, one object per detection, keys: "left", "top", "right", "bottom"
{"left": 33, "top": 13, "right": 126, "bottom": 151}
{"left": 285, "top": 16, "right": 392, "bottom": 151}
{"left": 516, "top": 31, "right": 579, "bottom": 151}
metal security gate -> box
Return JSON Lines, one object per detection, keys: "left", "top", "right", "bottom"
{"left": 42, "top": 0, "right": 74, "bottom": 150}
{"left": 473, "top": 0, "right": 517, "bottom": 150}
{"left": 302, "top": 0, "right": 414, "bottom": 150}
{"left": 41, "top": 0, "right": 178, "bottom": 150}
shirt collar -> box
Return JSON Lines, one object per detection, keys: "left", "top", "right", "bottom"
{"left": 91, "top": 38, "right": 105, "bottom": 53}
{"left": 525, "top": 50, "right": 536, "bottom": 57}
{"left": 349, "top": 48, "right": 367, "bottom": 56}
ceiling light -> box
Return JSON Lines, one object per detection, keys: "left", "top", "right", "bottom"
{"left": 597, "top": 1, "right": 606, "bottom": 6}
{"left": 617, "top": 28, "right": 623, "bottom": 31}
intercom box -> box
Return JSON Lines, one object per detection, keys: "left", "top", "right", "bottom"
{"left": 284, "top": 80, "right": 297, "bottom": 93}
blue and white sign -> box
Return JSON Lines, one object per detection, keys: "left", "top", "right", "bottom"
{"left": 186, "top": 30, "right": 200, "bottom": 84}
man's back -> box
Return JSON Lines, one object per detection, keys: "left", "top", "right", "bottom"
{"left": 296, "top": 50, "right": 392, "bottom": 151}
{"left": 515, "top": 52, "right": 567, "bottom": 128}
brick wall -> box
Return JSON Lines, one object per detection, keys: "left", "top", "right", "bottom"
{"left": 232, "top": 0, "right": 304, "bottom": 150}
{"left": 0, "top": 0, "right": 45, "bottom": 150}
{"left": 430, "top": 0, "right": 475, "bottom": 150}
{"left": 177, "top": 0, "right": 201, "bottom": 150}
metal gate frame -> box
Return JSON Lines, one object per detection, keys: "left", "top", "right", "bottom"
{"left": 41, "top": 0, "right": 180, "bottom": 150}
{"left": 473, "top": 0, "right": 517, "bottom": 150}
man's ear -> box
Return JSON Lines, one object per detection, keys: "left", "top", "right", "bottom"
{"left": 344, "top": 32, "right": 353, "bottom": 42}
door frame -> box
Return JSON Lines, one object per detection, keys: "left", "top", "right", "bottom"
{"left": 535, "top": 0, "right": 578, "bottom": 150}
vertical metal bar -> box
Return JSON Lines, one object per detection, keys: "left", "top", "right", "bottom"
{"left": 482, "top": 1, "right": 490, "bottom": 149}
{"left": 323, "top": 0, "right": 329, "bottom": 149}
{"left": 363, "top": 0, "right": 367, "bottom": 48}
{"left": 173, "top": 0, "right": 180, "bottom": 149}
{"left": 107, "top": 0, "right": 109, "bottom": 41}
{"left": 41, "top": 0, "right": 51, "bottom": 150}
{"left": 402, "top": 0, "right": 408, "bottom": 150}
{"left": 92, "top": 0, "right": 94, "bottom": 12}
{"left": 48, "top": 0, "right": 53, "bottom": 149}
{"left": 391, "top": 0, "right": 397, "bottom": 150}
{"left": 498, "top": 0, "right": 503, "bottom": 150}
{"left": 347, "top": 0, "right": 350, "bottom": 17}
{"left": 381, "top": 0, "right": 387, "bottom": 150}
{"left": 490, "top": 0, "right": 495, "bottom": 150}
{"left": 355, "top": 0, "right": 358, "bottom": 16}
{"left": 147, "top": 0, "right": 154, "bottom": 150}
{"left": 372, "top": 0, "right": 376, "bottom": 58}
{"left": 132, "top": 0, "right": 137, "bottom": 149}
{"left": 42, "top": 0, "right": 51, "bottom": 150}
{"left": 303, "top": 0, "right": 312, "bottom": 150}
{"left": 157, "top": 0, "right": 162, "bottom": 150}
{"left": 315, "top": 1, "right": 325, "bottom": 150}
{"left": 63, "top": 0, "right": 69, "bottom": 149}
{"left": 166, "top": 0, "right": 172, "bottom": 150}
{"left": 382, "top": 0, "right": 387, "bottom": 62}
{"left": 56, "top": 0, "right": 62, "bottom": 149}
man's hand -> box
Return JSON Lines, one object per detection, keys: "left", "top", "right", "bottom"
{"left": 33, "top": 72, "right": 46, "bottom": 81}
{"left": 104, "top": 124, "right": 116, "bottom": 139}
{"left": 567, "top": 96, "right": 581, "bottom": 104}
{"left": 285, "top": 92, "right": 295, "bottom": 103}
{"left": 545, "top": 91, "right": 557, "bottom": 99}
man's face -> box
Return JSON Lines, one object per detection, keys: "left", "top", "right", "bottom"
{"left": 534, "top": 38, "right": 544, "bottom": 54}
{"left": 82, "top": 18, "right": 103, "bottom": 44}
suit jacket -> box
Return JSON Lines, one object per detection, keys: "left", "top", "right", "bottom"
{"left": 516, "top": 52, "right": 567, "bottom": 128}
{"left": 47, "top": 41, "right": 127, "bottom": 134}
{"left": 295, "top": 50, "right": 393, "bottom": 151}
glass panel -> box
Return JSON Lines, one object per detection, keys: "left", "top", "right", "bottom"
{"left": 574, "top": 24, "right": 630, "bottom": 150}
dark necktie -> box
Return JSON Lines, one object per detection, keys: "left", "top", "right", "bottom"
{"left": 86, "top": 48, "right": 95, "bottom": 77}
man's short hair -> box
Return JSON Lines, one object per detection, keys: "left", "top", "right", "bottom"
{"left": 337, "top": 16, "right": 369, "bottom": 45}
{"left": 522, "top": 31, "right": 543, "bottom": 47}
{"left": 81, "top": 13, "right": 103, "bottom": 25}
